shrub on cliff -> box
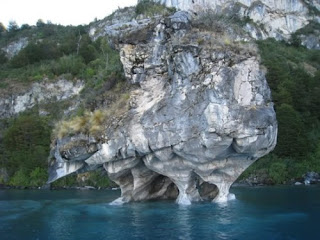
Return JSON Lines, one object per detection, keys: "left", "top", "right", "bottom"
{"left": 135, "top": 0, "right": 175, "bottom": 17}
{"left": 54, "top": 109, "right": 107, "bottom": 139}
{"left": 51, "top": 55, "right": 85, "bottom": 76}
{"left": 54, "top": 88, "right": 130, "bottom": 139}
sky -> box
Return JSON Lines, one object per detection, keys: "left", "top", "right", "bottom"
{"left": 0, "top": 0, "right": 138, "bottom": 27}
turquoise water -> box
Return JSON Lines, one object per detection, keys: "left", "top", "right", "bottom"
{"left": 0, "top": 186, "right": 319, "bottom": 240}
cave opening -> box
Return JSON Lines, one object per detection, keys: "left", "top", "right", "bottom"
{"left": 198, "top": 181, "right": 219, "bottom": 201}
{"left": 148, "top": 174, "right": 179, "bottom": 200}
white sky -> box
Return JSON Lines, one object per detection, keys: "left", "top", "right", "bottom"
{"left": 0, "top": 0, "right": 138, "bottom": 27}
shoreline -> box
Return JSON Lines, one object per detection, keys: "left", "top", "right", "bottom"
{"left": 2, "top": 182, "right": 319, "bottom": 191}
{"left": 0, "top": 184, "right": 119, "bottom": 191}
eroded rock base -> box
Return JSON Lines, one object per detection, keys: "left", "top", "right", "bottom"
{"left": 104, "top": 152, "right": 241, "bottom": 204}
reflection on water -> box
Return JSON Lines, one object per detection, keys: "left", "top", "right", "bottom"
{"left": 0, "top": 186, "right": 320, "bottom": 240}
{"left": 177, "top": 205, "right": 192, "bottom": 240}
{"left": 131, "top": 203, "right": 146, "bottom": 239}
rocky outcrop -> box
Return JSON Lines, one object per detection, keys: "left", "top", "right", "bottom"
{"left": 303, "top": 172, "right": 320, "bottom": 185}
{"left": 0, "top": 79, "right": 84, "bottom": 119}
{"left": 150, "top": 0, "right": 319, "bottom": 40}
{"left": 49, "top": 11, "right": 277, "bottom": 204}
{"left": 300, "top": 30, "right": 320, "bottom": 49}
{"left": 1, "top": 37, "right": 29, "bottom": 59}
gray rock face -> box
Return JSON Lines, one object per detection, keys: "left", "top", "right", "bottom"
{"left": 0, "top": 79, "right": 84, "bottom": 119}
{"left": 49, "top": 11, "right": 277, "bottom": 204}
{"left": 1, "top": 37, "right": 29, "bottom": 59}
{"left": 303, "top": 172, "right": 320, "bottom": 184}
{"left": 89, "top": 7, "right": 156, "bottom": 42}
{"left": 149, "top": 0, "right": 319, "bottom": 40}
{"left": 300, "top": 32, "right": 320, "bottom": 49}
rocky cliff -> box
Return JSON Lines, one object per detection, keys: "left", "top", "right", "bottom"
{"left": 150, "top": 0, "right": 320, "bottom": 40}
{"left": 0, "top": 79, "right": 84, "bottom": 119}
{"left": 49, "top": 9, "right": 277, "bottom": 204}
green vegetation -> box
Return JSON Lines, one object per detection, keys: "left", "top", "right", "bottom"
{"left": 54, "top": 86, "right": 130, "bottom": 139}
{"left": 0, "top": 21, "right": 123, "bottom": 88}
{"left": 3, "top": 113, "right": 51, "bottom": 174}
{"left": 0, "top": 18, "right": 126, "bottom": 188}
{"left": 0, "top": 23, "right": 86, "bottom": 82}
{"left": 240, "top": 38, "right": 320, "bottom": 184}
{"left": 290, "top": 21, "right": 320, "bottom": 47}
{"left": 135, "top": 0, "right": 176, "bottom": 17}
{"left": 0, "top": 113, "right": 51, "bottom": 187}
{"left": 9, "top": 167, "right": 48, "bottom": 187}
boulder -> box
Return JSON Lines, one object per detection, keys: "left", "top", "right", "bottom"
{"left": 303, "top": 172, "right": 320, "bottom": 185}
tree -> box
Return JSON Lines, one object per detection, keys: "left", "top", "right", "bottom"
{"left": 10, "top": 43, "right": 43, "bottom": 67}
{"left": 20, "top": 24, "right": 31, "bottom": 30}
{"left": 79, "top": 34, "right": 97, "bottom": 64}
{"left": 8, "top": 20, "right": 19, "bottom": 32}
{"left": 0, "top": 22, "right": 6, "bottom": 34}
{"left": 36, "top": 19, "right": 45, "bottom": 28}
{"left": 0, "top": 50, "right": 8, "bottom": 64}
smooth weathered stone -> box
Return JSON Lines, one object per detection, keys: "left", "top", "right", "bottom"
{"left": 49, "top": 10, "right": 277, "bottom": 204}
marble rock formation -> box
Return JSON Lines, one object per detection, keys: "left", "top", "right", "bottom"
{"left": 49, "top": 11, "right": 277, "bottom": 204}
{"left": 149, "top": 0, "right": 319, "bottom": 40}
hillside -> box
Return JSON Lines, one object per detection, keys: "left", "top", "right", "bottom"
{"left": 0, "top": 0, "right": 320, "bottom": 193}
{"left": 0, "top": 19, "right": 127, "bottom": 188}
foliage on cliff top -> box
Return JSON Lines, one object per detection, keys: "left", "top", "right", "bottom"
{"left": 135, "top": 0, "right": 176, "bottom": 17}
{"left": 0, "top": 21, "right": 123, "bottom": 92}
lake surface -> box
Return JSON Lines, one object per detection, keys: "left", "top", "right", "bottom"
{"left": 0, "top": 186, "right": 319, "bottom": 240}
